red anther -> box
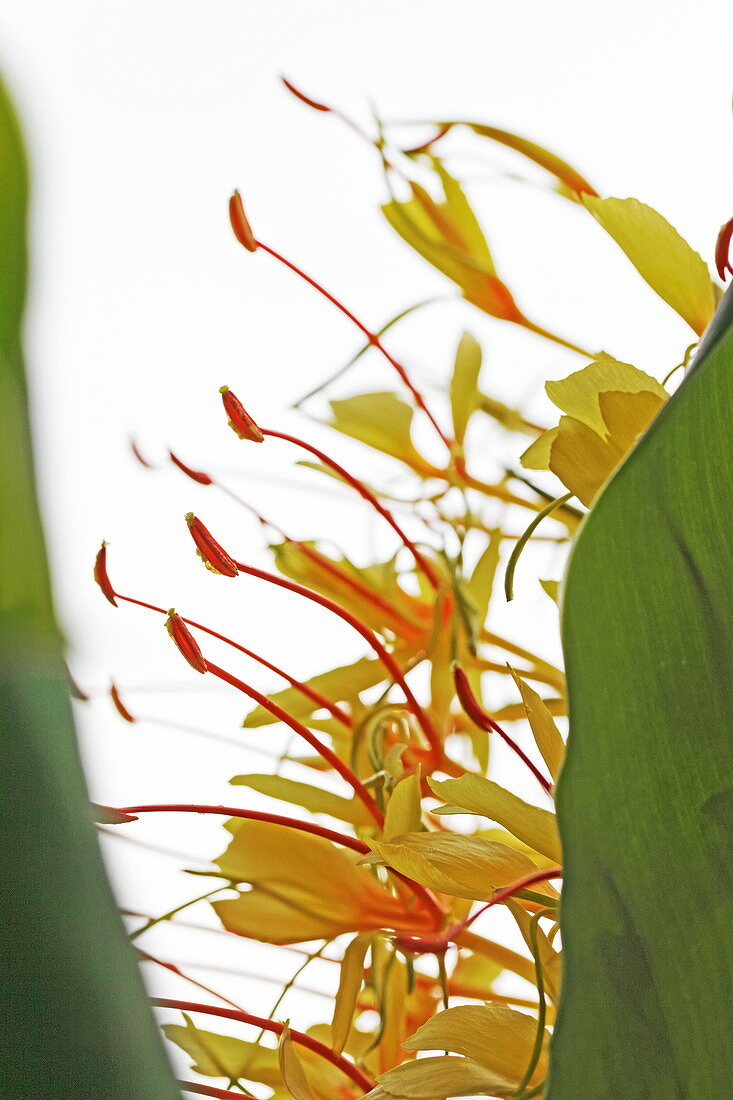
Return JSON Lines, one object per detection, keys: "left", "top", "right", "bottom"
{"left": 219, "top": 386, "right": 265, "bottom": 443}
{"left": 169, "top": 451, "right": 213, "bottom": 486}
{"left": 110, "top": 682, "right": 135, "bottom": 723}
{"left": 185, "top": 513, "right": 239, "bottom": 577}
{"left": 130, "top": 439, "right": 154, "bottom": 468}
{"left": 93, "top": 543, "right": 117, "bottom": 607}
{"left": 228, "top": 190, "right": 258, "bottom": 252}
{"left": 453, "top": 663, "right": 553, "bottom": 795}
{"left": 280, "top": 76, "right": 331, "bottom": 113}
{"left": 715, "top": 217, "right": 733, "bottom": 282}
{"left": 165, "top": 610, "right": 208, "bottom": 674}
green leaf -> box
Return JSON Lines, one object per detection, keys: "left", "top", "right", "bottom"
{"left": 549, "top": 284, "right": 733, "bottom": 1095}
{"left": 583, "top": 196, "right": 717, "bottom": 335}
{"left": 449, "top": 331, "right": 483, "bottom": 444}
{"left": 0, "top": 76, "right": 178, "bottom": 1097}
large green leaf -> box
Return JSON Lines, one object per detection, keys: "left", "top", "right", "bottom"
{"left": 0, "top": 77, "right": 178, "bottom": 1096}
{"left": 550, "top": 284, "right": 733, "bottom": 1096}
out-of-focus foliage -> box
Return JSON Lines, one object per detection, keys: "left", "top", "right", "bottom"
{"left": 0, "top": 77, "right": 179, "bottom": 1097}
{"left": 94, "top": 89, "right": 728, "bottom": 1100}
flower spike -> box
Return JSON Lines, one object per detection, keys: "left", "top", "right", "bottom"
{"left": 185, "top": 513, "right": 239, "bottom": 577}
{"left": 715, "top": 216, "right": 733, "bottom": 282}
{"left": 219, "top": 386, "right": 264, "bottom": 442}
{"left": 93, "top": 542, "right": 117, "bottom": 606}
{"left": 165, "top": 610, "right": 208, "bottom": 674}
{"left": 228, "top": 190, "right": 258, "bottom": 252}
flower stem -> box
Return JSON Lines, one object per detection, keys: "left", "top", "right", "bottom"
{"left": 253, "top": 240, "right": 453, "bottom": 452}
{"left": 233, "top": 558, "right": 443, "bottom": 758}
{"left": 263, "top": 427, "right": 440, "bottom": 589}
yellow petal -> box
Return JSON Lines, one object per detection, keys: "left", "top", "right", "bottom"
{"left": 508, "top": 667, "right": 565, "bottom": 781}
{"left": 368, "top": 830, "right": 537, "bottom": 901}
{"left": 368, "top": 1054, "right": 518, "bottom": 1099}
{"left": 163, "top": 1015, "right": 281, "bottom": 1088}
{"left": 278, "top": 1024, "right": 317, "bottom": 1100}
{"left": 330, "top": 933, "right": 370, "bottom": 1055}
{"left": 544, "top": 355, "right": 667, "bottom": 434}
{"left": 383, "top": 770, "right": 423, "bottom": 840}
{"left": 230, "top": 774, "right": 373, "bottom": 828}
{"left": 583, "top": 196, "right": 717, "bottom": 335}
{"left": 429, "top": 775, "right": 561, "bottom": 862}
{"left": 520, "top": 426, "right": 558, "bottom": 471}
{"left": 449, "top": 331, "right": 483, "bottom": 445}
{"left": 328, "top": 391, "right": 424, "bottom": 468}
{"left": 213, "top": 818, "right": 431, "bottom": 944}
{"left": 403, "top": 1003, "right": 548, "bottom": 1085}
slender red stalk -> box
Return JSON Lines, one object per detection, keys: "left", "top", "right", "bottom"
{"left": 116, "top": 803, "right": 370, "bottom": 853}
{"left": 453, "top": 665, "right": 553, "bottom": 795}
{"left": 237, "top": 233, "right": 451, "bottom": 451}
{"left": 232, "top": 558, "right": 443, "bottom": 757}
{"left": 395, "top": 866, "right": 563, "bottom": 955}
{"left": 153, "top": 999, "right": 375, "bottom": 1093}
{"left": 113, "top": 591, "right": 352, "bottom": 728}
{"left": 180, "top": 1082, "right": 255, "bottom": 1099}
{"left": 137, "top": 948, "right": 246, "bottom": 1012}
{"left": 261, "top": 426, "right": 440, "bottom": 589}
{"left": 204, "top": 661, "right": 383, "bottom": 826}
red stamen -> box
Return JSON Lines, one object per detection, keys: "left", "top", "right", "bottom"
{"left": 280, "top": 76, "right": 331, "bottom": 112}
{"left": 228, "top": 191, "right": 258, "bottom": 253}
{"left": 169, "top": 451, "right": 213, "bottom": 485}
{"left": 395, "top": 866, "right": 563, "bottom": 955}
{"left": 262, "top": 423, "right": 440, "bottom": 589}
{"left": 219, "top": 385, "right": 264, "bottom": 442}
{"left": 715, "top": 216, "right": 733, "bottom": 282}
{"left": 165, "top": 610, "right": 208, "bottom": 674}
{"left": 228, "top": 222, "right": 451, "bottom": 450}
{"left": 152, "top": 999, "right": 375, "bottom": 1093}
{"left": 93, "top": 543, "right": 117, "bottom": 607}
{"left": 130, "top": 439, "right": 154, "bottom": 468}
{"left": 114, "top": 803, "right": 370, "bottom": 853}
{"left": 110, "top": 682, "right": 135, "bottom": 723}
{"left": 205, "top": 661, "right": 383, "bottom": 825}
{"left": 185, "top": 513, "right": 239, "bottom": 577}
{"left": 114, "top": 591, "right": 352, "bottom": 727}
{"left": 233, "top": 558, "right": 443, "bottom": 759}
{"left": 453, "top": 664, "right": 553, "bottom": 795}
{"left": 117, "top": 801, "right": 443, "bottom": 929}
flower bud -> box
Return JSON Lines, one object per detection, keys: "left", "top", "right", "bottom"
{"left": 219, "top": 386, "right": 265, "bottom": 443}
{"left": 185, "top": 513, "right": 239, "bottom": 577}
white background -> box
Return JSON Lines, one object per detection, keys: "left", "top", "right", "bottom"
{"left": 2, "top": 0, "right": 732, "bottom": 1090}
